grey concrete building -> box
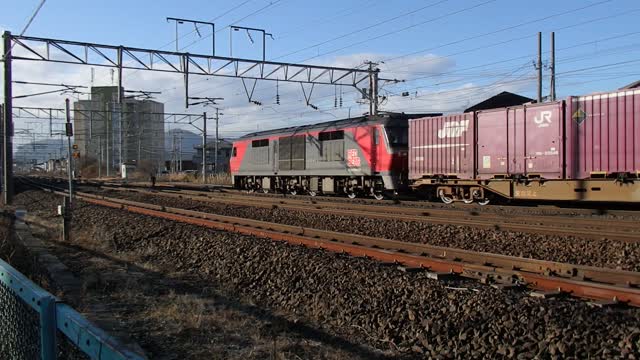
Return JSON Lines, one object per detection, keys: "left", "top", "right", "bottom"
{"left": 192, "top": 139, "right": 233, "bottom": 173}
{"left": 74, "top": 87, "right": 165, "bottom": 176}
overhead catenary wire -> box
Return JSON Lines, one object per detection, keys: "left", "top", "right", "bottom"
{"left": 153, "top": 0, "right": 493, "bottom": 103}
{"left": 3, "top": 0, "right": 47, "bottom": 58}
{"left": 271, "top": 0, "right": 450, "bottom": 60}
{"left": 162, "top": 30, "right": 640, "bottom": 116}
{"left": 100, "top": 0, "right": 259, "bottom": 84}
{"left": 168, "top": 2, "right": 634, "bottom": 111}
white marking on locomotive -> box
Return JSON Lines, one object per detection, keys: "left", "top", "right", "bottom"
{"left": 437, "top": 120, "right": 469, "bottom": 138}
{"left": 534, "top": 111, "right": 553, "bottom": 128}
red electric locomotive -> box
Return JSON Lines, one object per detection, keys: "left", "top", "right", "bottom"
{"left": 230, "top": 113, "right": 439, "bottom": 199}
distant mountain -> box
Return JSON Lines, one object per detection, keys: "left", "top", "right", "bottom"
{"left": 14, "top": 137, "right": 68, "bottom": 164}
{"left": 163, "top": 129, "right": 235, "bottom": 161}
{"left": 164, "top": 129, "right": 201, "bottom": 161}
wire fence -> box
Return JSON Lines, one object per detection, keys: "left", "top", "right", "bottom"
{"left": 0, "top": 256, "right": 144, "bottom": 359}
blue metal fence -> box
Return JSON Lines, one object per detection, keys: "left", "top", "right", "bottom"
{"left": 0, "top": 258, "right": 145, "bottom": 359}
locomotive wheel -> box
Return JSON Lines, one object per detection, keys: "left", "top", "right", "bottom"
{"left": 308, "top": 190, "right": 317, "bottom": 197}
{"left": 347, "top": 192, "right": 357, "bottom": 199}
{"left": 290, "top": 189, "right": 298, "bottom": 196}
{"left": 373, "top": 192, "right": 384, "bottom": 201}
{"left": 463, "top": 198, "right": 474, "bottom": 204}
{"left": 477, "top": 198, "right": 490, "bottom": 206}
{"left": 262, "top": 188, "right": 269, "bottom": 194}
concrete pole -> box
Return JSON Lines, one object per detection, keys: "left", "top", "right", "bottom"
{"left": 65, "top": 99, "right": 74, "bottom": 205}
{"left": 367, "top": 62, "right": 379, "bottom": 116}
{"left": 106, "top": 109, "right": 110, "bottom": 177}
{"left": 537, "top": 32, "right": 543, "bottom": 103}
{"left": 550, "top": 32, "right": 556, "bottom": 102}
{"left": 215, "top": 108, "right": 219, "bottom": 174}
{"left": 3, "top": 31, "right": 14, "bottom": 205}
{"left": 98, "top": 135, "right": 102, "bottom": 178}
{"left": 202, "top": 112, "right": 207, "bottom": 182}
{"left": 179, "top": 133, "right": 182, "bottom": 172}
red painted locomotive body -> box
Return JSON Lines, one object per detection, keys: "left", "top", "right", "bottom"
{"left": 231, "top": 114, "right": 437, "bottom": 198}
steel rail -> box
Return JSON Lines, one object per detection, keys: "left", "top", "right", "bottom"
{"left": 62, "top": 177, "right": 640, "bottom": 218}
{"left": 28, "top": 179, "right": 640, "bottom": 307}
{"left": 100, "top": 185, "right": 640, "bottom": 243}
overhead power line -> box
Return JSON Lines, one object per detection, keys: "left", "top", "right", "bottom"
{"left": 271, "top": 0, "right": 450, "bottom": 60}
{"left": 381, "top": 0, "right": 613, "bottom": 64}
{"left": 179, "top": 0, "right": 286, "bottom": 52}
{"left": 295, "top": 0, "right": 498, "bottom": 63}
{"left": 3, "top": 0, "right": 47, "bottom": 58}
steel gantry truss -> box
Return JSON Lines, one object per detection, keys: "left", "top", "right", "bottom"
{"left": 5, "top": 32, "right": 381, "bottom": 107}
{"left": 1, "top": 30, "right": 392, "bottom": 204}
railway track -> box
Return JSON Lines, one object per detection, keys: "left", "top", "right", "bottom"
{"left": 95, "top": 184, "right": 640, "bottom": 243}
{"left": 22, "top": 178, "right": 640, "bottom": 307}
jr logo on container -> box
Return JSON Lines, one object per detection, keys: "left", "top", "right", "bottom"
{"left": 437, "top": 120, "right": 469, "bottom": 139}
{"left": 534, "top": 111, "right": 553, "bottom": 128}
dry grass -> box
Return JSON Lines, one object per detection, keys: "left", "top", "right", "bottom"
{"left": 142, "top": 291, "right": 208, "bottom": 331}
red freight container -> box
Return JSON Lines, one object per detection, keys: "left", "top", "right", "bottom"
{"left": 409, "top": 113, "right": 474, "bottom": 180}
{"left": 565, "top": 89, "right": 640, "bottom": 179}
{"left": 476, "top": 102, "right": 564, "bottom": 179}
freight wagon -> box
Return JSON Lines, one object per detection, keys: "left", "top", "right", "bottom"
{"left": 230, "top": 113, "right": 438, "bottom": 199}
{"left": 409, "top": 89, "right": 640, "bottom": 204}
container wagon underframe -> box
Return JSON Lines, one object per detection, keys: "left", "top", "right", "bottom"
{"left": 411, "top": 176, "right": 640, "bottom": 203}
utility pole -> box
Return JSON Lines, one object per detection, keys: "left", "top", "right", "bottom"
{"left": 202, "top": 112, "right": 207, "bottom": 182}
{"left": 106, "top": 109, "right": 110, "bottom": 177}
{"left": 537, "top": 32, "right": 542, "bottom": 103}
{"left": 3, "top": 31, "right": 14, "bottom": 205}
{"left": 62, "top": 99, "right": 74, "bottom": 242}
{"left": 366, "top": 61, "right": 380, "bottom": 116}
{"left": 178, "top": 131, "right": 183, "bottom": 172}
{"left": 65, "top": 99, "right": 74, "bottom": 205}
{"left": 215, "top": 108, "right": 221, "bottom": 174}
{"left": 550, "top": 32, "right": 556, "bottom": 102}
{"left": 98, "top": 135, "right": 102, "bottom": 178}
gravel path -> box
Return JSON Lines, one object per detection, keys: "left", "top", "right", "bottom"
{"left": 11, "top": 187, "right": 640, "bottom": 358}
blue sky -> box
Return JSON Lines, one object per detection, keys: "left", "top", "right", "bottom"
{"left": 2, "top": 0, "right": 640, "bottom": 141}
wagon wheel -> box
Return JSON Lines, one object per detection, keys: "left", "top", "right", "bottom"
{"left": 462, "top": 198, "right": 474, "bottom": 204}
{"left": 290, "top": 188, "right": 297, "bottom": 196}
{"left": 308, "top": 190, "right": 317, "bottom": 197}
{"left": 372, "top": 192, "right": 384, "bottom": 201}
{"left": 439, "top": 190, "right": 454, "bottom": 204}
{"left": 262, "top": 188, "right": 269, "bottom": 194}
{"left": 347, "top": 192, "right": 357, "bottom": 199}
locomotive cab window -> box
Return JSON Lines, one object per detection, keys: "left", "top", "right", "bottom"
{"left": 384, "top": 126, "right": 408, "bottom": 146}
{"left": 251, "top": 139, "right": 269, "bottom": 147}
